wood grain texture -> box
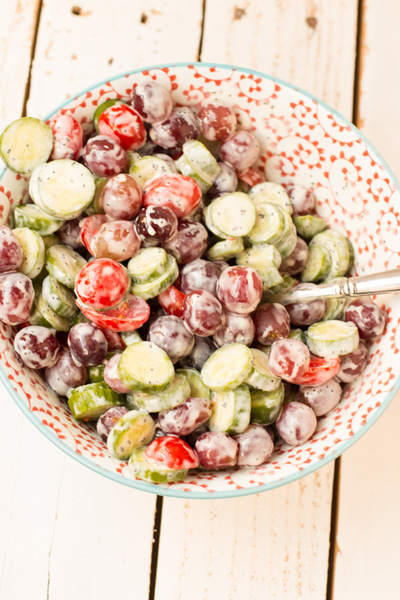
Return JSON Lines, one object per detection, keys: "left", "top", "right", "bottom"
{"left": 156, "top": 2, "right": 358, "bottom": 598}
{"left": 27, "top": 0, "right": 204, "bottom": 117}
{"left": 0, "top": 1, "right": 207, "bottom": 598}
{"left": 156, "top": 466, "right": 333, "bottom": 600}
{"left": 332, "top": 1, "right": 400, "bottom": 597}
{"left": 0, "top": 0, "right": 41, "bottom": 130}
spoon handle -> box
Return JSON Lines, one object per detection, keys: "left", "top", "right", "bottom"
{"left": 277, "top": 269, "right": 400, "bottom": 305}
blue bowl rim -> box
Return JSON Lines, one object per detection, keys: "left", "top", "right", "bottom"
{"left": 1, "top": 60, "right": 400, "bottom": 499}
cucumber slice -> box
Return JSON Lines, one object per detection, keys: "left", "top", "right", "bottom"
{"left": 32, "top": 159, "right": 95, "bottom": 219}
{"left": 201, "top": 343, "right": 253, "bottom": 391}
{"left": 128, "top": 447, "right": 188, "bottom": 483}
{"left": 288, "top": 328, "right": 306, "bottom": 343}
{"left": 127, "top": 247, "right": 169, "bottom": 284}
{"left": 0, "top": 117, "right": 53, "bottom": 174}
{"left": 249, "top": 182, "right": 293, "bottom": 214}
{"left": 206, "top": 192, "right": 256, "bottom": 238}
{"left": 41, "top": 234, "right": 59, "bottom": 250}
{"left": 206, "top": 237, "right": 244, "bottom": 261}
{"left": 120, "top": 330, "right": 142, "bottom": 345}
{"left": 127, "top": 373, "right": 190, "bottom": 412}
{"left": 250, "top": 383, "right": 285, "bottom": 425}
{"left": 130, "top": 253, "right": 178, "bottom": 300}
{"left": 322, "top": 279, "right": 348, "bottom": 320}
{"left": 176, "top": 140, "right": 221, "bottom": 192}
{"left": 263, "top": 273, "right": 297, "bottom": 302}
{"left": 28, "top": 304, "right": 51, "bottom": 327}
{"left": 68, "top": 382, "right": 123, "bottom": 421}
{"left": 274, "top": 222, "right": 298, "bottom": 260}
{"left": 42, "top": 275, "right": 78, "bottom": 317}
{"left": 310, "top": 230, "right": 353, "bottom": 279}
{"left": 176, "top": 154, "right": 213, "bottom": 194}
{"left": 118, "top": 341, "right": 175, "bottom": 393}
{"left": 245, "top": 348, "right": 281, "bottom": 392}
{"left": 293, "top": 214, "right": 327, "bottom": 240}
{"left": 129, "top": 155, "right": 174, "bottom": 190}
{"left": 209, "top": 384, "right": 251, "bottom": 435}
{"left": 107, "top": 409, "right": 155, "bottom": 460}
{"left": 301, "top": 243, "right": 332, "bottom": 283}
{"left": 306, "top": 319, "right": 359, "bottom": 358}
{"left": 36, "top": 293, "right": 70, "bottom": 331}
{"left": 87, "top": 363, "right": 105, "bottom": 383}
{"left": 246, "top": 202, "right": 286, "bottom": 245}
{"left": 176, "top": 368, "right": 211, "bottom": 400}
{"left": 236, "top": 243, "right": 283, "bottom": 290}
{"left": 13, "top": 204, "right": 63, "bottom": 235}
{"left": 13, "top": 227, "right": 45, "bottom": 279}
{"left": 45, "top": 244, "right": 87, "bottom": 288}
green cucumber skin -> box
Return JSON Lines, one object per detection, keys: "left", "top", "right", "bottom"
{"left": 250, "top": 384, "right": 285, "bottom": 426}
{"left": 68, "top": 383, "right": 123, "bottom": 421}
{"left": 128, "top": 373, "right": 190, "bottom": 412}
{"left": 128, "top": 448, "right": 188, "bottom": 483}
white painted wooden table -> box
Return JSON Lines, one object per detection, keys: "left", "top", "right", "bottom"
{"left": 1, "top": 2, "right": 400, "bottom": 598}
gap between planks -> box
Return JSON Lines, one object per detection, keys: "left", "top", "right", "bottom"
{"left": 21, "top": 0, "right": 43, "bottom": 118}
{"left": 326, "top": 0, "right": 365, "bottom": 598}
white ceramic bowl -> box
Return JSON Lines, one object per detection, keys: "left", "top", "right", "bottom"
{"left": 1, "top": 62, "right": 399, "bottom": 499}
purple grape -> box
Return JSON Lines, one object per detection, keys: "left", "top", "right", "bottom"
{"left": 97, "top": 406, "right": 130, "bottom": 442}
{"left": 179, "top": 335, "right": 217, "bottom": 370}
{"left": 14, "top": 326, "right": 60, "bottom": 369}
{"left": 57, "top": 218, "right": 82, "bottom": 249}
{"left": 184, "top": 424, "right": 208, "bottom": 447}
{"left": 103, "top": 353, "right": 131, "bottom": 393}
{"left": 285, "top": 184, "right": 315, "bottom": 215}
{"left": 84, "top": 135, "right": 127, "bottom": 177}
{"left": 286, "top": 285, "right": 327, "bottom": 327}
{"left": 195, "top": 431, "right": 238, "bottom": 470}
{"left": 131, "top": 82, "right": 173, "bottom": 124}
{"left": 252, "top": 303, "right": 291, "bottom": 345}
{"left": 197, "top": 102, "right": 236, "bottom": 141}
{"left": 0, "top": 272, "right": 34, "bottom": 325}
{"left": 213, "top": 312, "right": 255, "bottom": 347}
{"left": 280, "top": 237, "right": 309, "bottom": 275}
{"left": 183, "top": 289, "right": 225, "bottom": 337}
{"left": 219, "top": 130, "right": 260, "bottom": 171}
{"left": 268, "top": 338, "right": 310, "bottom": 383}
{"left": 147, "top": 315, "right": 194, "bottom": 363}
{"left": 179, "top": 259, "right": 222, "bottom": 295}
{"left": 68, "top": 323, "right": 108, "bottom": 366}
{"left": 296, "top": 379, "right": 342, "bottom": 417}
{"left": 275, "top": 401, "right": 317, "bottom": 446}
{"left": 345, "top": 298, "right": 386, "bottom": 340}
{"left": 336, "top": 341, "right": 368, "bottom": 383}
{"left": 45, "top": 348, "right": 87, "bottom": 396}
{"left": 149, "top": 106, "right": 200, "bottom": 149}
{"left": 163, "top": 220, "right": 208, "bottom": 264}
{"left": 0, "top": 225, "right": 23, "bottom": 273}
{"left": 234, "top": 424, "right": 274, "bottom": 466}
{"left": 208, "top": 162, "right": 238, "bottom": 199}
{"left": 135, "top": 205, "right": 178, "bottom": 246}
{"left": 158, "top": 396, "right": 212, "bottom": 436}
{"left": 101, "top": 174, "right": 142, "bottom": 220}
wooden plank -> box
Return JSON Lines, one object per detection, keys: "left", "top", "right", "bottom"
{"left": 0, "top": 0, "right": 41, "bottom": 130}
{"left": 156, "top": 2, "right": 358, "bottom": 598}
{"left": 27, "top": 0, "right": 204, "bottom": 118}
{"left": 332, "top": 1, "right": 400, "bottom": 597}
{"left": 1, "top": 1, "right": 202, "bottom": 599}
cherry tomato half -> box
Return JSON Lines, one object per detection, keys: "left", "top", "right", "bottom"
{"left": 98, "top": 103, "right": 146, "bottom": 151}
{"left": 75, "top": 258, "right": 130, "bottom": 310}
{"left": 143, "top": 173, "right": 202, "bottom": 218}
{"left": 158, "top": 285, "right": 186, "bottom": 318}
{"left": 76, "top": 294, "right": 150, "bottom": 332}
{"left": 79, "top": 214, "right": 109, "bottom": 256}
{"left": 145, "top": 436, "right": 199, "bottom": 470}
{"left": 291, "top": 356, "right": 340, "bottom": 386}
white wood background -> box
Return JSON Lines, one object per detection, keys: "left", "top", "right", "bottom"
{"left": 0, "top": 1, "right": 399, "bottom": 598}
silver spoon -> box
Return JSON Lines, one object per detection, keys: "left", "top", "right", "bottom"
{"left": 275, "top": 269, "right": 400, "bottom": 306}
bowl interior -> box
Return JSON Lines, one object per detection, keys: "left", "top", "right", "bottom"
{"left": 1, "top": 62, "right": 400, "bottom": 498}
